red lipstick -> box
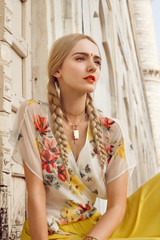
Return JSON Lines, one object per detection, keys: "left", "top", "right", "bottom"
{"left": 84, "top": 75, "right": 95, "bottom": 83}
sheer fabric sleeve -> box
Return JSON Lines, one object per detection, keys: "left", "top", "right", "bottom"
{"left": 9, "top": 100, "right": 43, "bottom": 181}
{"left": 105, "top": 118, "right": 136, "bottom": 184}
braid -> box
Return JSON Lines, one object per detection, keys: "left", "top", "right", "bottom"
{"left": 47, "top": 33, "right": 102, "bottom": 181}
{"left": 47, "top": 81, "right": 70, "bottom": 182}
{"left": 86, "top": 93, "right": 106, "bottom": 177}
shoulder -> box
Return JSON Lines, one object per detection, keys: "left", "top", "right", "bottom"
{"left": 98, "top": 113, "right": 124, "bottom": 144}
{"left": 18, "top": 99, "right": 48, "bottom": 116}
{"left": 16, "top": 99, "right": 49, "bottom": 126}
{"left": 99, "top": 115, "right": 122, "bottom": 134}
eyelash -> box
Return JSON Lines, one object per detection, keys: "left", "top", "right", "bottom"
{"left": 75, "top": 57, "right": 101, "bottom": 66}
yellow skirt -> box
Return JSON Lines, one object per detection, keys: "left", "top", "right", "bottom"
{"left": 21, "top": 173, "right": 160, "bottom": 240}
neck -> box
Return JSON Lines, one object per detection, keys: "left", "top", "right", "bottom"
{"left": 60, "top": 92, "right": 87, "bottom": 122}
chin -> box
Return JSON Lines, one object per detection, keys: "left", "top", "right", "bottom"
{"left": 74, "top": 85, "right": 96, "bottom": 95}
{"left": 86, "top": 86, "right": 96, "bottom": 93}
{"left": 87, "top": 89, "right": 95, "bottom": 94}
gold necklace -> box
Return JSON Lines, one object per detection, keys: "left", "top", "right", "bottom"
{"left": 63, "top": 109, "right": 85, "bottom": 117}
{"left": 64, "top": 113, "right": 86, "bottom": 144}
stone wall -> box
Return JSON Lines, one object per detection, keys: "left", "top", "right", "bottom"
{"left": 0, "top": 0, "right": 159, "bottom": 238}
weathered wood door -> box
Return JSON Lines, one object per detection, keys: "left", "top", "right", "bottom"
{"left": 9, "top": 0, "right": 32, "bottom": 238}
{"left": 0, "top": 0, "right": 32, "bottom": 239}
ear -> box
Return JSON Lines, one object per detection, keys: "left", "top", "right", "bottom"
{"left": 53, "top": 70, "right": 61, "bottom": 78}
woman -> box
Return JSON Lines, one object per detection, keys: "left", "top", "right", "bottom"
{"left": 9, "top": 33, "right": 159, "bottom": 240}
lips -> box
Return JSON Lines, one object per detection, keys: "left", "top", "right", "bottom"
{"left": 84, "top": 75, "right": 95, "bottom": 83}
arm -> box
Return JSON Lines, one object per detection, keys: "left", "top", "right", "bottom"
{"left": 10, "top": 101, "right": 49, "bottom": 239}
{"left": 85, "top": 171, "right": 128, "bottom": 240}
{"left": 24, "top": 163, "right": 48, "bottom": 240}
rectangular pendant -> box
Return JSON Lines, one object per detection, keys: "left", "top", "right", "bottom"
{"left": 73, "top": 129, "right": 79, "bottom": 140}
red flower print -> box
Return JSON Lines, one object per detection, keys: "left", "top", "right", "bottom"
{"left": 34, "top": 114, "right": 51, "bottom": 135}
{"left": 43, "top": 138, "right": 60, "bottom": 155}
{"left": 59, "top": 217, "right": 68, "bottom": 225}
{"left": 93, "top": 147, "right": 98, "bottom": 155}
{"left": 58, "top": 165, "right": 67, "bottom": 182}
{"left": 103, "top": 143, "right": 113, "bottom": 164}
{"left": 78, "top": 203, "right": 91, "bottom": 214}
{"left": 100, "top": 117, "right": 115, "bottom": 129}
{"left": 41, "top": 149, "right": 57, "bottom": 173}
{"left": 106, "top": 145, "right": 111, "bottom": 156}
{"left": 107, "top": 156, "right": 111, "bottom": 164}
{"left": 78, "top": 214, "right": 85, "bottom": 221}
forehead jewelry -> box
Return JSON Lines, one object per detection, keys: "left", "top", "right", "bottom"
{"left": 63, "top": 111, "right": 86, "bottom": 144}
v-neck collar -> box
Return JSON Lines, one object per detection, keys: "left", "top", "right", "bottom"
{"left": 67, "top": 123, "right": 90, "bottom": 165}
{"left": 47, "top": 105, "right": 91, "bottom": 165}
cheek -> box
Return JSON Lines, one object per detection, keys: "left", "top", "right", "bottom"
{"left": 70, "top": 63, "right": 84, "bottom": 71}
{"left": 62, "top": 62, "right": 80, "bottom": 74}
{"left": 96, "top": 70, "right": 101, "bottom": 80}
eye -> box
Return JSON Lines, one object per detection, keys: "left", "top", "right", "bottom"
{"left": 75, "top": 56, "right": 85, "bottom": 61}
{"left": 95, "top": 60, "right": 101, "bottom": 66}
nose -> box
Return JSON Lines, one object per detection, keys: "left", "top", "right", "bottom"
{"left": 86, "top": 60, "right": 97, "bottom": 73}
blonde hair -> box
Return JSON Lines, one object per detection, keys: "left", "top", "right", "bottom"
{"left": 47, "top": 33, "right": 106, "bottom": 181}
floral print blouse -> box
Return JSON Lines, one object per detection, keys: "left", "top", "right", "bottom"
{"left": 9, "top": 100, "right": 136, "bottom": 235}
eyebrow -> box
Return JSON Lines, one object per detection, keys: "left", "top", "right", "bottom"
{"left": 71, "top": 52, "right": 101, "bottom": 60}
